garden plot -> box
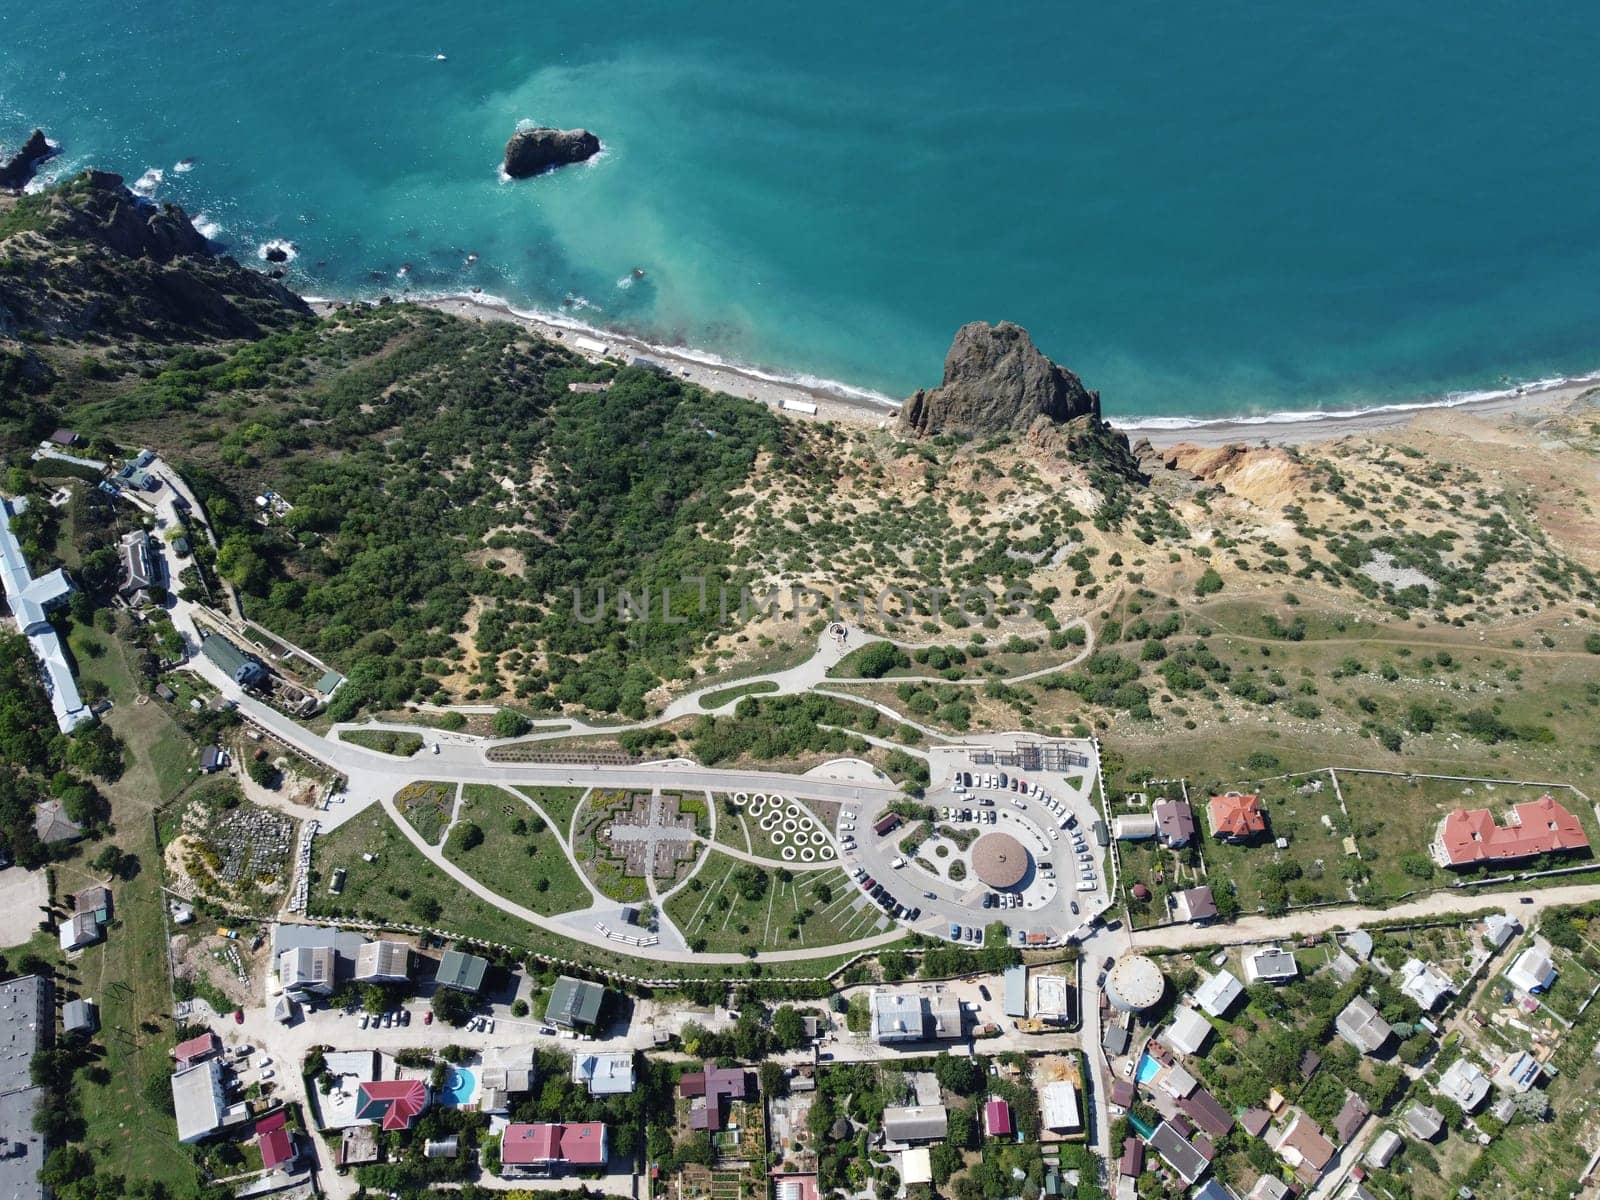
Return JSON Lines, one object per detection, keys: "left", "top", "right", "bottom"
{"left": 728, "top": 789, "right": 838, "bottom": 865}
{"left": 162, "top": 780, "right": 296, "bottom": 914}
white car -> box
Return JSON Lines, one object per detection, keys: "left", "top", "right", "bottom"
{"left": 891, "top": 857, "right": 907, "bottom": 869}
{"left": 840, "top": 822, "right": 854, "bottom": 832}
{"left": 259, "top": 1068, "right": 275, "bottom": 1081}
{"left": 842, "top": 810, "right": 856, "bottom": 820}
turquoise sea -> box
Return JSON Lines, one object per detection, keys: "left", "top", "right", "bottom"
{"left": 5, "top": 2, "right": 1600, "bottom": 422}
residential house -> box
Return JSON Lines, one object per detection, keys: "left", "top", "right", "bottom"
{"left": 545, "top": 975, "right": 605, "bottom": 1026}
{"left": 1429, "top": 796, "right": 1589, "bottom": 868}
{"left": 353, "top": 939, "right": 411, "bottom": 984}
{"left": 199, "top": 745, "right": 227, "bottom": 773}
{"left": 33, "top": 799, "right": 83, "bottom": 845}
{"left": 1403, "top": 1103, "right": 1443, "bottom": 1141}
{"left": 1247, "top": 1177, "right": 1293, "bottom": 1200}
{"left": 1243, "top": 946, "right": 1299, "bottom": 985}
{"left": 984, "top": 1099, "right": 1013, "bottom": 1137}
{"left": 679, "top": 1063, "right": 752, "bottom": 1132}
{"left": 1109, "top": 1080, "right": 1135, "bottom": 1110}
{"left": 1177, "top": 1087, "right": 1235, "bottom": 1139}
{"left": 59, "top": 911, "right": 102, "bottom": 953}
{"left": 500, "top": 1122, "right": 608, "bottom": 1178}
{"left": 1163, "top": 1006, "right": 1214, "bottom": 1057}
{"left": 1148, "top": 1121, "right": 1207, "bottom": 1185}
{"left": 1506, "top": 941, "right": 1558, "bottom": 993}
{"left": 573, "top": 1051, "right": 635, "bottom": 1096}
{"left": 1208, "top": 792, "right": 1267, "bottom": 842}
{"left": 172, "top": 1059, "right": 228, "bottom": 1144}
{"left": 1173, "top": 885, "right": 1218, "bottom": 924}
{"left": 62, "top": 998, "right": 96, "bottom": 1036}
{"left": 73, "top": 885, "right": 112, "bottom": 923}
{"left": 1365, "top": 1129, "right": 1402, "bottom": 1168}
{"left": 437, "top": 949, "right": 490, "bottom": 993}
{"left": 1154, "top": 799, "right": 1197, "bottom": 847}
{"left": 882, "top": 1105, "right": 949, "bottom": 1145}
{"left": 355, "top": 1079, "right": 429, "bottom": 1131}
{"left": 479, "top": 1044, "right": 537, "bottom": 1113}
{"left": 1275, "top": 1109, "right": 1335, "bottom": 1184}
{"left": 1484, "top": 913, "right": 1520, "bottom": 949}
{"left": 1333, "top": 1094, "right": 1369, "bottom": 1143}
{"left": 1492, "top": 1051, "right": 1543, "bottom": 1094}
{"left": 199, "top": 633, "right": 269, "bottom": 688}
{"left": 900, "top": 1149, "right": 932, "bottom": 1187}
{"left": 1041, "top": 1080, "right": 1081, "bottom": 1132}
{"left": 174, "top": 1030, "right": 221, "bottom": 1070}
{"left": 1436, "top": 1059, "right": 1490, "bottom": 1112}
{"left": 118, "top": 529, "right": 160, "bottom": 597}
{"left": 1194, "top": 970, "right": 1244, "bottom": 1018}
{"left": 1334, "top": 996, "right": 1393, "bottom": 1056}
{"left": 1398, "top": 959, "right": 1453, "bottom": 1011}
{"left": 1194, "top": 1183, "right": 1241, "bottom": 1200}
{"left": 256, "top": 1109, "right": 297, "bottom": 1173}
{"left": 869, "top": 987, "right": 962, "bottom": 1044}
{"left": 279, "top": 945, "right": 337, "bottom": 995}
{"left": 1119, "top": 1137, "right": 1144, "bottom": 1178}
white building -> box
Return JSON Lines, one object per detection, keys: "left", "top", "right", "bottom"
{"left": 0, "top": 495, "right": 92, "bottom": 732}
{"left": 1506, "top": 942, "right": 1558, "bottom": 993}
{"left": 1040, "top": 1080, "right": 1081, "bottom": 1131}
{"left": 1491, "top": 1051, "right": 1543, "bottom": 1094}
{"left": 1436, "top": 1059, "right": 1491, "bottom": 1112}
{"left": 1162, "top": 1007, "right": 1213, "bottom": 1057}
{"left": 573, "top": 1051, "right": 635, "bottom": 1095}
{"left": 1242, "top": 946, "right": 1299, "bottom": 984}
{"left": 1193, "top": 970, "right": 1244, "bottom": 1018}
{"left": 171, "top": 1059, "right": 227, "bottom": 1143}
{"left": 1398, "top": 959, "right": 1454, "bottom": 1011}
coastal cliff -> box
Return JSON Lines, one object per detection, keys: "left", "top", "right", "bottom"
{"left": 0, "top": 169, "right": 309, "bottom": 346}
{"left": 899, "top": 320, "right": 1145, "bottom": 480}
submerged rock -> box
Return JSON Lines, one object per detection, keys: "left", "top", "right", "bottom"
{"left": 503, "top": 127, "right": 601, "bottom": 178}
{"left": 0, "top": 129, "right": 58, "bottom": 192}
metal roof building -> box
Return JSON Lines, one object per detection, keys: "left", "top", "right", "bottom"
{"left": 545, "top": 975, "right": 605, "bottom": 1026}
{"left": 0, "top": 976, "right": 51, "bottom": 1200}
{"left": 437, "top": 949, "right": 490, "bottom": 993}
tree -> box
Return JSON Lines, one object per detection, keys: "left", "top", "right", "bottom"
{"left": 772, "top": 1005, "right": 806, "bottom": 1050}
{"left": 492, "top": 708, "right": 532, "bottom": 739}
{"left": 758, "top": 1060, "right": 786, "bottom": 1098}
{"left": 431, "top": 986, "right": 472, "bottom": 1027}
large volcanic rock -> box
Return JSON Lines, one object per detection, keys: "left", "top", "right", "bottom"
{"left": 898, "top": 321, "right": 1101, "bottom": 438}
{"left": 898, "top": 321, "right": 1146, "bottom": 482}
{"left": 0, "top": 129, "right": 57, "bottom": 192}
{"left": 503, "top": 127, "right": 601, "bottom": 178}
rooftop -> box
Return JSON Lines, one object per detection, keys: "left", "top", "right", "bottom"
{"left": 1432, "top": 796, "right": 1588, "bottom": 867}
{"left": 1208, "top": 792, "right": 1267, "bottom": 840}
{"left": 545, "top": 975, "right": 604, "bottom": 1025}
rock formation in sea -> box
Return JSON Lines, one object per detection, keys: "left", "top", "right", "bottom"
{"left": 898, "top": 320, "right": 1145, "bottom": 481}
{"left": 503, "top": 127, "right": 601, "bottom": 178}
{"left": 0, "top": 129, "right": 58, "bottom": 192}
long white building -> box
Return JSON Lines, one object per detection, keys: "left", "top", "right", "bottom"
{"left": 1, "top": 495, "right": 92, "bottom": 732}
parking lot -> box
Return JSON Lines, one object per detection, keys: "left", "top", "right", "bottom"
{"left": 836, "top": 735, "right": 1110, "bottom": 946}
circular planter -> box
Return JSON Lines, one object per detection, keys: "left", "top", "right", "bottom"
{"left": 781, "top": 845, "right": 796, "bottom": 861}
{"left": 800, "top": 847, "right": 815, "bottom": 861}
{"left": 733, "top": 791, "right": 748, "bottom": 807}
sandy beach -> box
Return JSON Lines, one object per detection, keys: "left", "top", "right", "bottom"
{"left": 312, "top": 294, "right": 1599, "bottom": 451}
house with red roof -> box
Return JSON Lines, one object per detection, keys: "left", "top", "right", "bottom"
{"left": 500, "top": 1122, "right": 608, "bottom": 1178}
{"left": 255, "top": 1109, "right": 297, "bottom": 1172}
{"left": 355, "top": 1079, "right": 429, "bottom": 1132}
{"left": 173, "top": 1030, "right": 221, "bottom": 1070}
{"left": 1208, "top": 793, "right": 1267, "bottom": 842}
{"left": 983, "top": 1099, "right": 1013, "bottom": 1137}
{"left": 1429, "top": 795, "right": 1589, "bottom": 868}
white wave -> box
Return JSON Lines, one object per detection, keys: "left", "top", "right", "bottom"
{"left": 172, "top": 158, "right": 195, "bottom": 173}
{"left": 615, "top": 275, "right": 634, "bottom": 290}
{"left": 256, "top": 238, "right": 299, "bottom": 263}
{"left": 1107, "top": 368, "right": 1600, "bottom": 434}
{"left": 192, "top": 212, "right": 223, "bottom": 240}
{"left": 130, "top": 167, "right": 164, "bottom": 196}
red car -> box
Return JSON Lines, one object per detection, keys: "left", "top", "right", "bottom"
{"left": 233, "top": 1008, "right": 244, "bottom": 1025}
{"left": 424, "top": 1011, "right": 434, "bottom": 1025}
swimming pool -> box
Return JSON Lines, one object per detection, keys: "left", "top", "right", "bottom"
{"left": 441, "top": 1067, "right": 477, "bottom": 1107}
{"left": 1135, "top": 1054, "right": 1160, "bottom": 1085}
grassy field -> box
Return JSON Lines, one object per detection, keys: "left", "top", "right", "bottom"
{"left": 666, "top": 853, "right": 883, "bottom": 954}
{"left": 1334, "top": 772, "right": 1599, "bottom": 899}
{"left": 339, "top": 728, "right": 424, "bottom": 756}
{"left": 1200, "top": 772, "right": 1354, "bottom": 913}
{"left": 307, "top": 806, "right": 882, "bottom": 978}
{"left": 514, "top": 784, "right": 588, "bottom": 839}
{"left": 699, "top": 680, "right": 780, "bottom": 709}
{"left": 443, "top": 784, "right": 591, "bottom": 916}
{"left": 48, "top": 625, "right": 207, "bottom": 1193}
{"left": 393, "top": 779, "right": 456, "bottom": 843}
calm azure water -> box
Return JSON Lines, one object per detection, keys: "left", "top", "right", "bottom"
{"left": 5, "top": 1, "right": 1600, "bottom": 421}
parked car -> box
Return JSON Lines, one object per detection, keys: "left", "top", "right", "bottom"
{"left": 1103, "top": 956, "right": 1116, "bottom": 971}
{"left": 1096, "top": 972, "right": 1107, "bottom": 988}
{"left": 400, "top": 1009, "right": 411, "bottom": 1026}
{"left": 978, "top": 984, "right": 992, "bottom": 1000}
{"left": 233, "top": 1009, "right": 244, "bottom": 1025}
{"left": 907, "top": 906, "right": 921, "bottom": 921}
{"left": 360, "top": 1013, "right": 371, "bottom": 1029}
{"left": 983, "top": 894, "right": 994, "bottom": 908}
{"left": 425, "top": 1011, "right": 434, "bottom": 1024}
{"left": 1070, "top": 901, "right": 1080, "bottom": 915}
